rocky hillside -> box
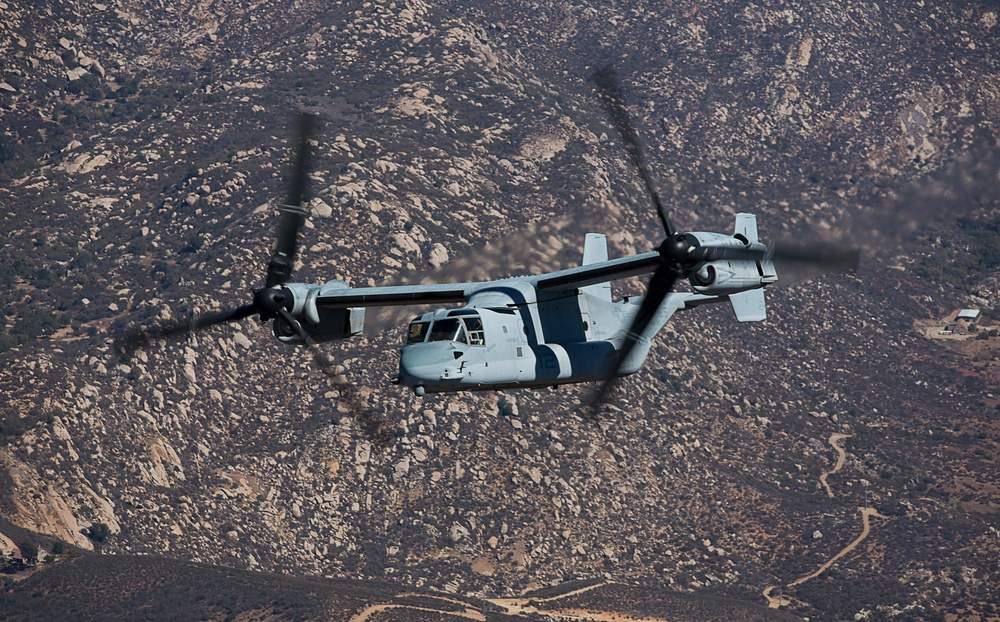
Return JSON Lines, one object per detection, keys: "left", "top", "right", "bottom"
{"left": 2, "top": 1, "right": 999, "bottom": 620}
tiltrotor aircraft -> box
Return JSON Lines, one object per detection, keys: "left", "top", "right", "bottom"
{"left": 123, "top": 67, "right": 856, "bottom": 413}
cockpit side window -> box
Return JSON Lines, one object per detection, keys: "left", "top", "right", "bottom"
{"left": 406, "top": 321, "right": 430, "bottom": 344}
{"left": 428, "top": 318, "right": 462, "bottom": 343}
{"left": 463, "top": 317, "right": 486, "bottom": 346}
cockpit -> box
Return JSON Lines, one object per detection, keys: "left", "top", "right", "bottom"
{"left": 406, "top": 311, "right": 486, "bottom": 346}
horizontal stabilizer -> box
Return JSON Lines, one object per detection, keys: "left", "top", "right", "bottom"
{"left": 729, "top": 289, "right": 766, "bottom": 322}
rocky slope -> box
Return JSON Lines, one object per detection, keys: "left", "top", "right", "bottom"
{"left": 1, "top": 1, "right": 998, "bottom": 620}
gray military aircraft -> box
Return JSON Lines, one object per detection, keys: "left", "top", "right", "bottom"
{"left": 275, "top": 215, "right": 774, "bottom": 398}
{"left": 121, "top": 67, "right": 856, "bottom": 416}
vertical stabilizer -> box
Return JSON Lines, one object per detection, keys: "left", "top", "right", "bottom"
{"left": 734, "top": 213, "right": 759, "bottom": 242}
{"left": 730, "top": 213, "right": 768, "bottom": 321}
{"left": 581, "top": 233, "right": 612, "bottom": 302}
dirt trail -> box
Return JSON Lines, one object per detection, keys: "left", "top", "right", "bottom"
{"left": 488, "top": 581, "right": 611, "bottom": 613}
{"left": 501, "top": 608, "right": 664, "bottom": 621}
{"left": 347, "top": 584, "right": 669, "bottom": 622}
{"left": 819, "top": 433, "right": 852, "bottom": 498}
{"left": 487, "top": 581, "right": 666, "bottom": 621}
{"left": 348, "top": 596, "right": 486, "bottom": 622}
{"left": 764, "top": 507, "right": 888, "bottom": 608}
{"left": 763, "top": 429, "right": 889, "bottom": 609}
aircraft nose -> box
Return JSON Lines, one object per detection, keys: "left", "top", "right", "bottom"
{"left": 398, "top": 342, "right": 462, "bottom": 385}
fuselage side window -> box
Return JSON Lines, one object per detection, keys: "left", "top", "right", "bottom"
{"left": 406, "top": 321, "right": 430, "bottom": 345}
{"left": 428, "top": 318, "right": 463, "bottom": 343}
{"left": 463, "top": 317, "right": 486, "bottom": 346}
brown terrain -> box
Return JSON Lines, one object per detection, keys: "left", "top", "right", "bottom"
{"left": 1, "top": 1, "right": 998, "bottom": 620}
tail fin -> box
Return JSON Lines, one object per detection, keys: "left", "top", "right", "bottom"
{"left": 734, "top": 212, "right": 759, "bottom": 242}
{"left": 580, "top": 233, "right": 612, "bottom": 302}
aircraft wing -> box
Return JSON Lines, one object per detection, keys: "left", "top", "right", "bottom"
{"left": 535, "top": 251, "right": 661, "bottom": 292}
{"left": 315, "top": 282, "right": 476, "bottom": 309}
{"left": 314, "top": 250, "right": 663, "bottom": 309}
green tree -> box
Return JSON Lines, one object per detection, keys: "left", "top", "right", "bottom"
{"left": 82, "top": 522, "right": 112, "bottom": 543}
{"left": 19, "top": 541, "right": 38, "bottom": 564}
{"left": 181, "top": 233, "right": 205, "bottom": 253}
{"left": 12, "top": 309, "right": 57, "bottom": 338}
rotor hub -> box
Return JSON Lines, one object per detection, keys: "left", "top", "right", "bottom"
{"left": 253, "top": 286, "right": 290, "bottom": 319}
{"left": 659, "top": 233, "right": 696, "bottom": 264}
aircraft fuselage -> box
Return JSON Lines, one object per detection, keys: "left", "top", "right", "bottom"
{"left": 396, "top": 299, "right": 621, "bottom": 395}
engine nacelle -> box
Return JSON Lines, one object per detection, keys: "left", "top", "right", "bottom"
{"left": 688, "top": 259, "right": 768, "bottom": 295}
{"left": 682, "top": 230, "right": 776, "bottom": 295}
{"left": 273, "top": 280, "right": 365, "bottom": 344}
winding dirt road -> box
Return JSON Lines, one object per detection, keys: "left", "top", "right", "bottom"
{"left": 486, "top": 580, "right": 611, "bottom": 614}
{"left": 488, "top": 581, "right": 665, "bottom": 621}
{"left": 819, "top": 433, "right": 852, "bottom": 498}
{"left": 763, "top": 433, "right": 889, "bottom": 609}
{"left": 348, "top": 594, "right": 485, "bottom": 622}
{"left": 763, "top": 507, "right": 888, "bottom": 608}
{"left": 347, "top": 583, "right": 669, "bottom": 622}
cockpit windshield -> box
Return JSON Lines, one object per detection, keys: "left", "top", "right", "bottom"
{"left": 428, "top": 318, "right": 462, "bottom": 342}
{"left": 406, "top": 315, "right": 486, "bottom": 346}
{"left": 406, "top": 321, "right": 430, "bottom": 345}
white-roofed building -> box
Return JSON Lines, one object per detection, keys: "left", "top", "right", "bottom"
{"left": 957, "top": 309, "right": 981, "bottom": 323}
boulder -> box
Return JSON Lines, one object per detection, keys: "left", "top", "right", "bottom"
{"left": 428, "top": 243, "right": 449, "bottom": 268}
{"left": 311, "top": 198, "right": 333, "bottom": 218}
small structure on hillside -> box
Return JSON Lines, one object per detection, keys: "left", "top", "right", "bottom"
{"left": 927, "top": 308, "right": 992, "bottom": 339}
{"left": 957, "top": 309, "right": 981, "bottom": 323}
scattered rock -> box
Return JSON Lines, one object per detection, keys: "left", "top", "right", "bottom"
{"left": 427, "top": 243, "right": 449, "bottom": 268}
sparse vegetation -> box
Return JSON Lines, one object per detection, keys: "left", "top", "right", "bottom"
{"left": 18, "top": 541, "right": 38, "bottom": 565}
{"left": 910, "top": 217, "right": 1000, "bottom": 290}
{"left": 81, "top": 523, "right": 112, "bottom": 544}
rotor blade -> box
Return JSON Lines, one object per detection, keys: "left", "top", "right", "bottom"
{"left": 587, "top": 263, "right": 678, "bottom": 419}
{"left": 769, "top": 242, "right": 861, "bottom": 274}
{"left": 593, "top": 65, "right": 675, "bottom": 237}
{"left": 276, "top": 308, "right": 393, "bottom": 448}
{"left": 692, "top": 242, "right": 860, "bottom": 274}
{"left": 114, "top": 304, "right": 256, "bottom": 354}
{"left": 284, "top": 112, "right": 314, "bottom": 210}
{"left": 266, "top": 112, "right": 315, "bottom": 287}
